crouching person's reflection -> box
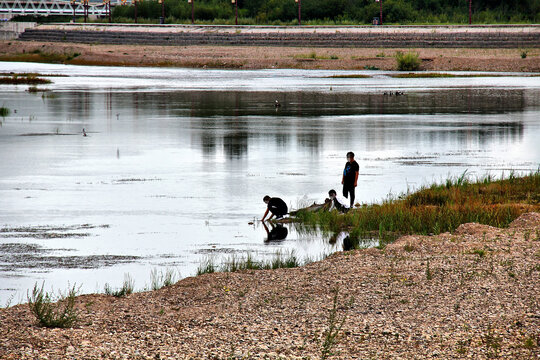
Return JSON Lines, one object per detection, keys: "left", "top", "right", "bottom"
{"left": 263, "top": 222, "right": 288, "bottom": 242}
{"left": 329, "top": 231, "right": 353, "bottom": 250}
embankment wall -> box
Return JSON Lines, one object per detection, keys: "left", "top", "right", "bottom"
{"left": 16, "top": 24, "right": 540, "bottom": 48}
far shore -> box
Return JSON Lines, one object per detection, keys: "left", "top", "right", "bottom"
{"left": 1, "top": 40, "right": 540, "bottom": 72}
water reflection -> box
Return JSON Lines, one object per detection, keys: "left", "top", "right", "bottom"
{"left": 27, "top": 89, "right": 535, "bottom": 160}
{"left": 1, "top": 75, "right": 539, "bottom": 305}
{"left": 263, "top": 222, "right": 289, "bottom": 242}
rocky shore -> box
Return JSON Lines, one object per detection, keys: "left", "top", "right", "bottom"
{"left": 1, "top": 212, "right": 539, "bottom": 359}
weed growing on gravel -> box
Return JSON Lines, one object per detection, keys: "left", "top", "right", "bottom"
{"left": 104, "top": 274, "right": 134, "bottom": 297}
{"left": 364, "top": 65, "right": 379, "bottom": 70}
{"left": 150, "top": 268, "right": 178, "bottom": 290}
{"left": 403, "top": 243, "right": 415, "bottom": 252}
{"left": 197, "top": 256, "right": 217, "bottom": 275}
{"left": 2, "top": 294, "right": 14, "bottom": 309}
{"left": 471, "top": 249, "right": 486, "bottom": 257}
{"left": 482, "top": 324, "right": 502, "bottom": 358}
{"left": 456, "top": 338, "right": 472, "bottom": 355}
{"left": 196, "top": 250, "right": 311, "bottom": 276}
{"left": 320, "top": 287, "right": 354, "bottom": 360}
{"left": 523, "top": 335, "right": 537, "bottom": 349}
{"left": 27, "top": 282, "right": 79, "bottom": 328}
{"left": 294, "top": 52, "right": 336, "bottom": 60}
{"left": 425, "top": 260, "right": 433, "bottom": 280}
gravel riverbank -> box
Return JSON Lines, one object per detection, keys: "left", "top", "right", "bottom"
{"left": 1, "top": 212, "right": 539, "bottom": 359}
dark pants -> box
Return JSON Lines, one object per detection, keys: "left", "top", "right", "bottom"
{"left": 333, "top": 198, "right": 349, "bottom": 213}
{"left": 343, "top": 185, "right": 355, "bottom": 208}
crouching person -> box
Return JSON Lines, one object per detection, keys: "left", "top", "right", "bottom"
{"left": 328, "top": 189, "right": 350, "bottom": 213}
{"left": 261, "top": 195, "right": 288, "bottom": 221}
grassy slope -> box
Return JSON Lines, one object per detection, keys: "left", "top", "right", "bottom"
{"left": 295, "top": 172, "right": 540, "bottom": 245}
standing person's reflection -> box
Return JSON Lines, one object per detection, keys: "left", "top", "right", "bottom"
{"left": 263, "top": 222, "right": 288, "bottom": 242}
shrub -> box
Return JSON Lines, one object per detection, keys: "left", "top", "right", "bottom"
{"left": 395, "top": 51, "right": 421, "bottom": 71}
{"left": 27, "top": 282, "right": 79, "bottom": 328}
{"left": 0, "top": 106, "right": 9, "bottom": 117}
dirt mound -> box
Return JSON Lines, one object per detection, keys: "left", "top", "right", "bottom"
{"left": 509, "top": 212, "right": 540, "bottom": 230}
{"left": 453, "top": 222, "right": 500, "bottom": 236}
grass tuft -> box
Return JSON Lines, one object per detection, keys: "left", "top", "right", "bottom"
{"left": 197, "top": 256, "right": 217, "bottom": 275}
{"left": 293, "top": 51, "right": 336, "bottom": 60}
{"left": 395, "top": 51, "right": 421, "bottom": 71}
{"left": 27, "top": 282, "right": 79, "bottom": 328}
{"left": 104, "top": 274, "right": 134, "bottom": 297}
{"left": 150, "top": 268, "right": 178, "bottom": 290}
{"left": 364, "top": 65, "right": 380, "bottom": 70}
{"left": 196, "top": 250, "right": 307, "bottom": 276}
{"left": 0, "top": 106, "right": 9, "bottom": 117}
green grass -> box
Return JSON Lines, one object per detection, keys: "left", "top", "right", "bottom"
{"left": 0, "top": 106, "right": 9, "bottom": 117}
{"left": 0, "top": 73, "right": 52, "bottom": 85}
{"left": 395, "top": 51, "right": 421, "bottom": 71}
{"left": 327, "top": 74, "right": 371, "bottom": 79}
{"left": 150, "top": 268, "right": 178, "bottom": 290}
{"left": 364, "top": 65, "right": 380, "bottom": 70}
{"left": 104, "top": 274, "right": 134, "bottom": 297}
{"left": 293, "top": 52, "right": 338, "bottom": 60}
{"left": 320, "top": 287, "right": 354, "bottom": 360}
{"left": 0, "top": 50, "right": 80, "bottom": 65}
{"left": 196, "top": 250, "right": 307, "bottom": 276}
{"left": 295, "top": 171, "right": 540, "bottom": 249}
{"left": 27, "top": 282, "right": 79, "bottom": 328}
{"left": 389, "top": 73, "right": 521, "bottom": 78}
{"left": 391, "top": 73, "right": 458, "bottom": 78}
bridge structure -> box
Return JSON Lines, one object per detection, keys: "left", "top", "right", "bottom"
{"left": 0, "top": 0, "right": 124, "bottom": 18}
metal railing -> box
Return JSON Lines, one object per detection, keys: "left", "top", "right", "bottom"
{"left": 0, "top": 0, "right": 121, "bottom": 16}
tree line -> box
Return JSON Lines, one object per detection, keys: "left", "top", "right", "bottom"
{"left": 110, "top": 0, "right": 540, "bottom": 24}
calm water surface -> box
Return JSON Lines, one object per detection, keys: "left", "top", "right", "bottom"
{"left": 1, "top": 62, "right": 539, "bottom": 304}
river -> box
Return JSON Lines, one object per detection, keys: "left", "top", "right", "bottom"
{"left": 1, "top": 62, "right": 539, "bottom": 304}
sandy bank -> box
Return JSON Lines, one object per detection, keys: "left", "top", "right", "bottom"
{"left": 1, "top": 212, "right": 539, "bottom": 359}
{"left": 2, "top": 40, "right": 540, "bottom": 72}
